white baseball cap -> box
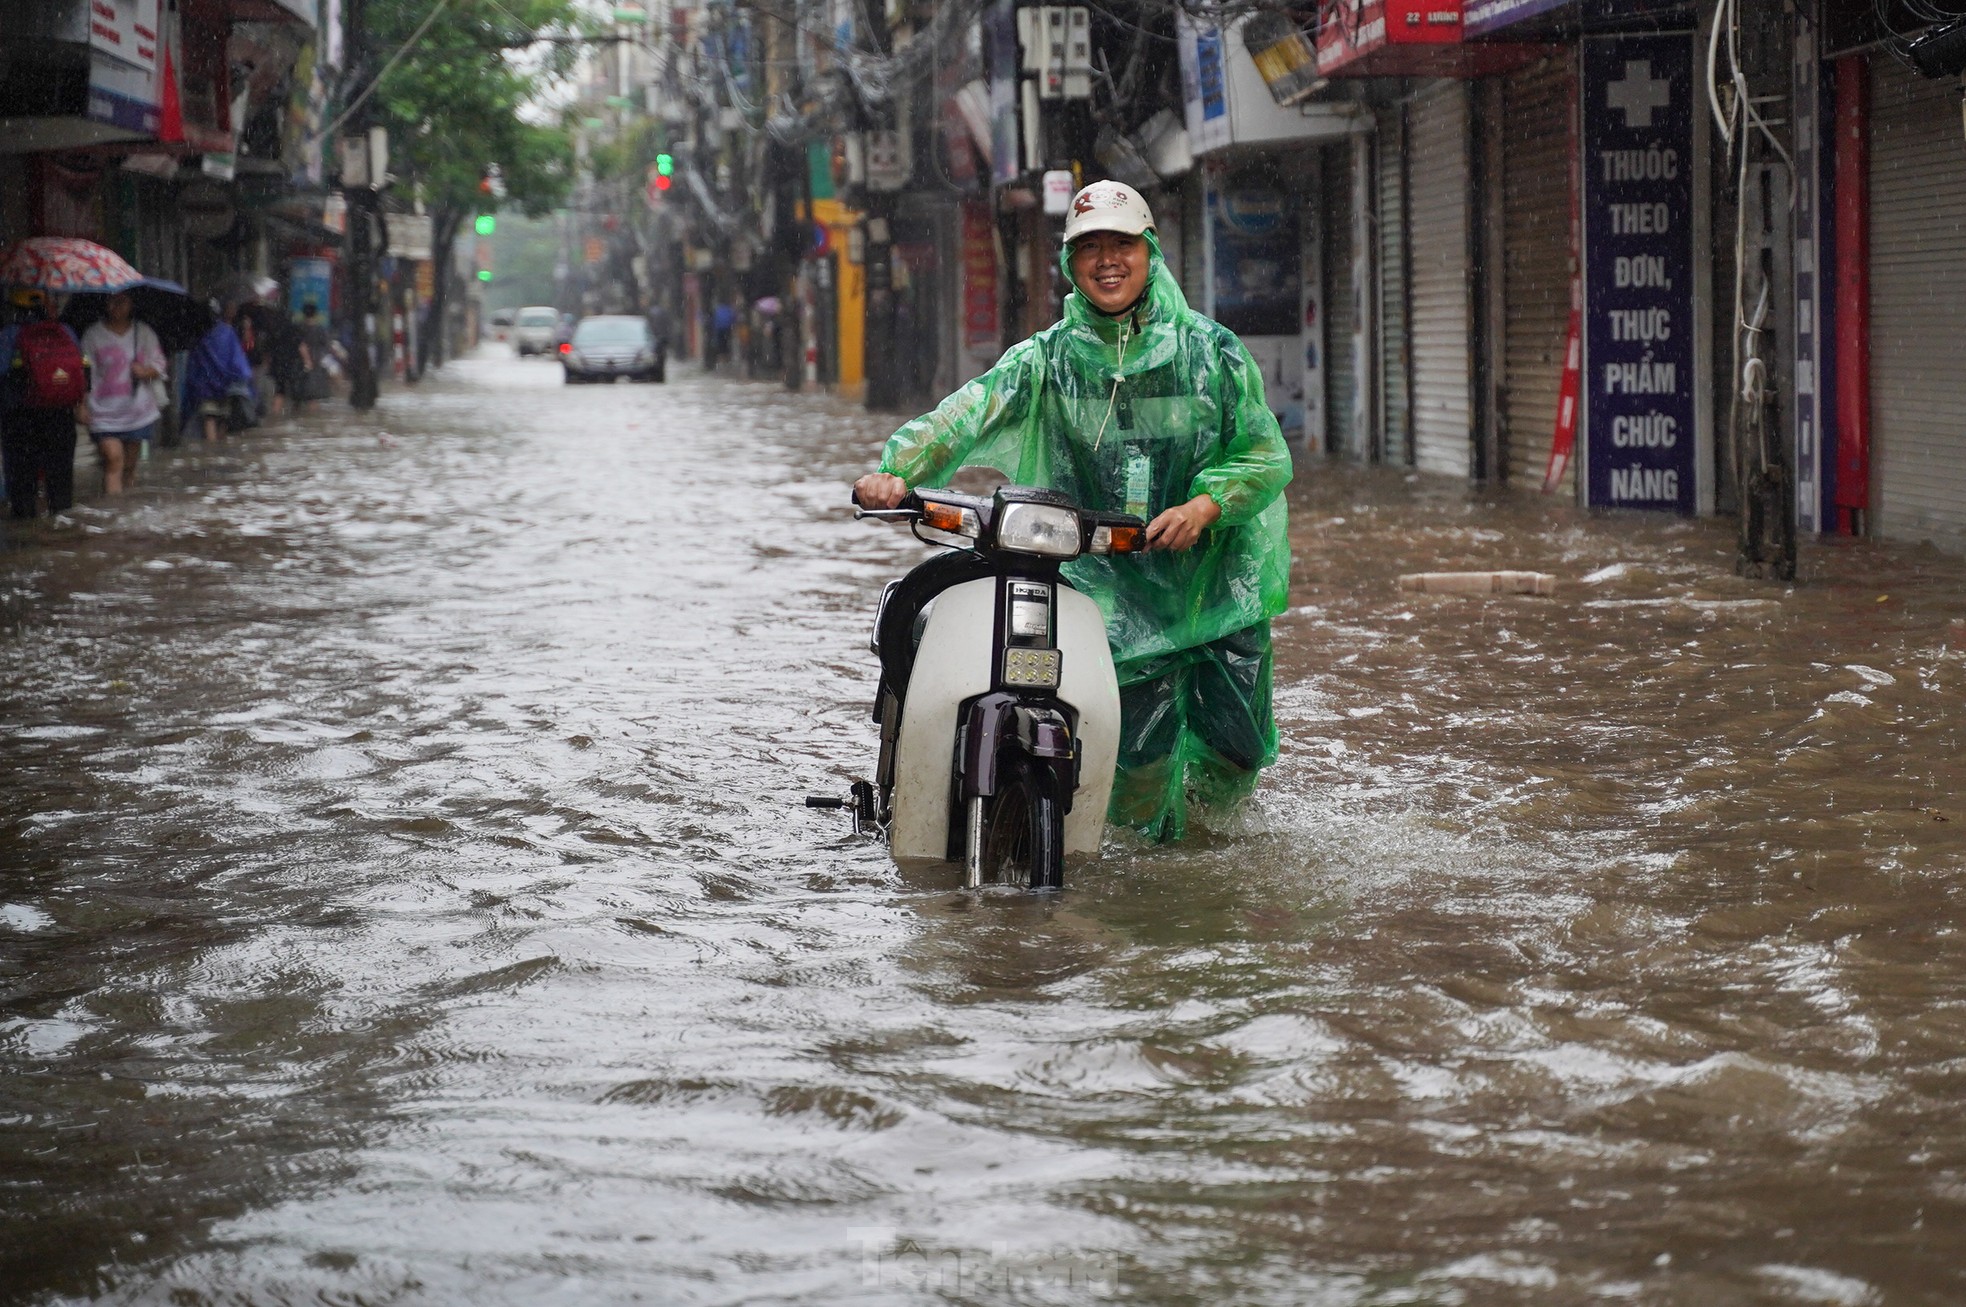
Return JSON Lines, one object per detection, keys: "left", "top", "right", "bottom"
{"left": 1063, "top": 180, "right": 1156, "bottom": 245}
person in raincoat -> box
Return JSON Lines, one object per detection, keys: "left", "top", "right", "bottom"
{"left": 182, "top": 302, "right": 254, "bottom": 442}
{"left": 854, "top": 180, "right": 1293, "bottom": 842}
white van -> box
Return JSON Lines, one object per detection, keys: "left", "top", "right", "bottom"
{"left": 514, "top": 305, "right": 559, "bottom": 356}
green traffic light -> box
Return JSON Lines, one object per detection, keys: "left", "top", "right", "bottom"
{"left": 477, "top": 269, "right": 493, "bottom": 282}
{"left": 655, "top": 153, "right": 674, "bottom": 176}
{"left": 475, "top": 214, "right": 496, "bottom": 236}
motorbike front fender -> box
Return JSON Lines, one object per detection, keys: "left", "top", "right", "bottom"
{"left": 888, "top": 580, "right": 1119, "bottom": 864}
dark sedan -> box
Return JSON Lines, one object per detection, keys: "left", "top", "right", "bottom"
{"left": 560, "top": 315, "right": 663, "bottom": 384}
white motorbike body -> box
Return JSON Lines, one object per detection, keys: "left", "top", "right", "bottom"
{"left": 888, "top": 578, "right": 1121, "bottom": 866}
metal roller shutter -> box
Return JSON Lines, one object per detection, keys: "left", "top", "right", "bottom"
{"left": 1407, "top": 81, "right": 1474, "bottom": 479}
{"left": 1501, "top": 53, "right": 1575, "bottom": 493}
{"left": 1868, "top": 57, "right": 1966, "bottom": 546}
{"left": 1324, "top": 144, "right": 1359, "bottom": 458}
{"left": 1380, "top": 106, "right": 1412, "bottom": 464}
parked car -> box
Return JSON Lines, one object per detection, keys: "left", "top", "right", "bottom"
{"left": 489, "top": 307, "right": 516, "bottom": 342}
{"left": 561, "top": 315, "right": 663, "bottom": 384}
{"left": 514, "top": 305, "right": 559, "bottom": 356}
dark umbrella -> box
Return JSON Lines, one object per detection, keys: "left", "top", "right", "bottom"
{"left": 213, "top": 271, "right": 280, "bottom": 308}
{"left": 63, "top": 278, "right": 216, "bottom": 353}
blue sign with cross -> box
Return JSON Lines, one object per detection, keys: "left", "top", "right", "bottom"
{"left": 1582, "top": 31, "right": 1701, "bottom": 514}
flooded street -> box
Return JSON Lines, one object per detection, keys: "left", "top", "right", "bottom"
{"left": 5, "top": 350, "right": 1966, "bottom": 1305}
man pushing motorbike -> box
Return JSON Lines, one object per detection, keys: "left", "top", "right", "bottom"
{"left": 854, "top": 180, "right": 1293, "bottom": 842}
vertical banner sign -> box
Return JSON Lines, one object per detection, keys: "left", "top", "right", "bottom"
{"left": 1583, "top": 32, "right": 1698, "bottom": 513}
{"left": 960, "top": 200, "right": 1000, "bottom": 366}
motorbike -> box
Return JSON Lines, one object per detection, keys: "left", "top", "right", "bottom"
{"left": 810, "top": 484, "right": 1145, "bottom": 891}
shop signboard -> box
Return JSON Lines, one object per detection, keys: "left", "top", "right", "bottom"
{"left": 961, "top": 200, "right": 999, "bottom": 372}
{"left": 1178, "top": 15, "right": 1231, "bottom": 154}
{"left": 87, "top": 0, "right": 162, "bottom": 132}
{"left": 1209, "top": 182, "right": 1299, "bottom": 337}
{"left": 89, "top": 0, "right": 161, "bottom": 74}
{"left": 1180, "top": 11, "right": 1358, "bottom": 154}
{"left": 986, "top": 0, "right": 1022, "bottom": 184}
{"left": 288, "top": 257, "right": 333, "bottom": 323}
{"left": 1316, "top": 0, "right": 1542, "bottom": 77}
{"left": 1208, "top": 177, "right": 1304, "bottom": 433}
{"left": 1581, "top": 31, "right": 1703, "bottom": 513}
{"left": 388, "top": 213, "right": 433, "bottom": 261}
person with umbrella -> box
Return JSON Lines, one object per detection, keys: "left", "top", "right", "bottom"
{"left": 0, "top": 236, "right": 146, "bottom": 518}
{"left": 0, "top": 287, "right": 90, "bottom": 519}
{"left": 78, "top": 289, "right": 167, "bottom": 494}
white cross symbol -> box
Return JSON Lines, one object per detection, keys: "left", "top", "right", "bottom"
{"left": 1607, "top": 59, "right": 1672, "bottom": 129}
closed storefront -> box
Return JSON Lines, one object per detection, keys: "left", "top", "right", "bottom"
{"left": 1867, "top": 56, "right": 1966, "bottom": 546}
{"left": 1378, "top": 106, "right": 1412, "bottom": 465}
{"left": 1407, "top": 80, "right": 1475, "bottom": 479}
{"left": 1323, "top": 143, "right": 1360, "bottom": 457}
{"left": 1499, "top": 52, "right": 1576, "bottom": 493}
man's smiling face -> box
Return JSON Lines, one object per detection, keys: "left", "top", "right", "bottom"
{"left": 1069, "top": 231, "right": 1149, "bottom": 316}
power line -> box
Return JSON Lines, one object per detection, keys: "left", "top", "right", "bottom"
{"left": 315, "top": 0, "right": 462, "bottom": 144}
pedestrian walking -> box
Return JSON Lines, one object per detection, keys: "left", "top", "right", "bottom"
{"left": 78, "top": 290, "right": 166, "bottom": 495}
{"left": 182, "top": 304, "right": 254, "bottom": 443}
{"left": 0, "top": 286, "right": 90, "bottom": 519}
{"left": 294, "top": 302, "right": 332, "bottom": 409}
{"left": 854, "top": 180, "right": 1293, "bottom": 842}
{"left": 258, "top": 303, "right": 303, "bottom": 419}
{"left": 710, "top": 300, "right": 735, "bottom": 371}
{"left": 234, "top": 299, "right": 275, "bottom": 417}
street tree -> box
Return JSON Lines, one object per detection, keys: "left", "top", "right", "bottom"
{"left": 365, "top": 0, "right": 583, "bottom": 374}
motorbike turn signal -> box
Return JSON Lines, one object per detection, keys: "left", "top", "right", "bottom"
{"left": 1092, "top": 523, "right": 1144, "bottom": 554}
{"left": 920, "top": 502, "right": 968, "bottom": 534}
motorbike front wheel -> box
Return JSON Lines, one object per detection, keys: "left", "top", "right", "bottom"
{"left": 979, "top": 753, "right": 1065, "bottom": 890}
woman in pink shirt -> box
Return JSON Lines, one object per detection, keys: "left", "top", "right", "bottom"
{"left": 79, "top": 291, "right": 166, "bottom": 495}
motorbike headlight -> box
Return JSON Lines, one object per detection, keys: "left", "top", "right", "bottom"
{"left": 994, "top": 503, "right": 1081, "bottom": 558}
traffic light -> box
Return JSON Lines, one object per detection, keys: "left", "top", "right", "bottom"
{"left": 475, "top": 214, "right": 496, "bottom": 236}
{"left": 654, "top": 174, "right": 671, "bottom": 192}
{"left": 477, "top": 269, "right": 493, "bottom": 282}
{"left": 655, "top": 153, "right": 673, "bottom": 176}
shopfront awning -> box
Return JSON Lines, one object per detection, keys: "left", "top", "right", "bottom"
{"left": 1464, "top": 0, "right": 1571, "bottom": 36}
{"left": 1315, "top": 1, "right": 1549, "bottom": 77}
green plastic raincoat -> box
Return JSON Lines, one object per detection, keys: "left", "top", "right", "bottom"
{"left": 876, "top": 231, "right": 1293, "bottom": 840}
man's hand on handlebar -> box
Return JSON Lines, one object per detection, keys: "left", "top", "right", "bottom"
{"left": 1145, "top": 494, "right": 1222, "bottom": 552}
{"left": 854, "top": 473, "right": 910, "bottom": 510}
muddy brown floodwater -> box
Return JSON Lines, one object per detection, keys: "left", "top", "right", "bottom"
{"left": 3, "top": 351, "right": 1965, "bottom": 1306}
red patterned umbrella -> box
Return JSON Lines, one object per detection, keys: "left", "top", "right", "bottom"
{"left": 0, "top": 237, "right": 143, "bottom": 294}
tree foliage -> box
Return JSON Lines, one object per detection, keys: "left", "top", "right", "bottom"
{"left": 368, "top": 0, "right": 584, "bottom": 222}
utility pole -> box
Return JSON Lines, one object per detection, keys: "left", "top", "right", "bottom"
{"left": 342, "top": 0, "right": 380, "bottom": 411}
{"left": 861, "top": 1, "right": 898, "bottom": 411}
